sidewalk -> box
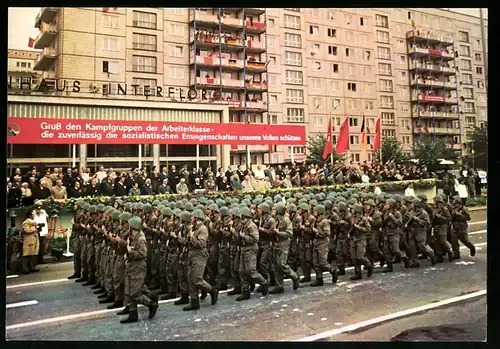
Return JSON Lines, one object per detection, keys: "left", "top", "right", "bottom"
{"left": 469, "top": 206, "right": 487, "bottom": 212}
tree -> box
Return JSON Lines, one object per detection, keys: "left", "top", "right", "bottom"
{"left": 412, "top": 134, "right": 459, "bottom": 172}
{"left": 374, "top": 137, "right": 407, "bottom": 164}
{"left": 306, "top": 134, "right": 345, "bottom": 165}
{"left": 465, "top": 125, "right": 487, "bottom": 170}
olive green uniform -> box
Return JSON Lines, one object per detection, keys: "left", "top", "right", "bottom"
{"left": 312, "top": 215, "right": 334, "bottom": 278}
{"left": 299, "top": 213, "right": 315, "bottom": 280}
{"left": 407, "top": 208, "right": 435, "bottom": 264}
{"left": 350, "top": 214, "right": 372, "bottom": 274}
{"left": 258, "top": 213, "right": 276, "bottom": 282}
{"left": 239, "top": 218, "right": 267, "bottom": 292}
{"left": 272, "top": 214, "right": 298, "bottom": 289}
{"left": 206, "top": 216, "right": 221, "bottom": 286}
{"left": 450, "top": 204, "right": 476, "bottom": 257}
{"left": 187, "top": 222, "right": 213, "bottom": 299}
{"left": 216, "top": 215, "right": 232, "bottom": 289}
{"left": 432, "top": 204, "right": 453, "bottom": 261}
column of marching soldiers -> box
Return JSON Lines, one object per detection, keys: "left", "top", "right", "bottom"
{"left": 65, "top": 190, "right": 476, "bottom": 324}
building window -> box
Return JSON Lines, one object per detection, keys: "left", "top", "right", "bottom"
{"left": 399, "top": 87, "right": 408, "bottom": 98}
{"left": 269, "top": 94, "right": 278, "bottom": 105}
{"left": 345, "top": 13, "right": 352, "bottom": 24}
{"left": 345, "top": 48, "right": 354, "bottom": 58}
{"left": 400, "top": 55, "right": 405, "bottom": 64}
{"left": 348, "top": 64, "right": 355, "bottom": 75}
{"left": 328, "top": 11, "right": 335, "bottom": 20}
{"left": 381, "top": 112, "right": 395, "bottom": 125}
{"left": 313, "top": 97, "right": 322, "bottom": 108}
{"left": 363, "top": 66, "right": 372, "bottom": 76}
{"left": 269, "top": 56, "right": 276, "bottom": 65}
{"left": 378, "top": 63, "right": 392, "bottom": 76}
{"left": 463, "top": 87, "right": 474, "bottom": 98}
{"left": 400, "top": 71, "right": 407, "bottom": 82}
{"left": 103, "top": 15, "right": 119, "bottom": 28}
{"left": 360, "top": 34, "right": 368, "bottom": 44}
{"left": 347, "top": 82, "right": 357, "bottom": 91}
{"left": 400, "top": 103, "right": 409, "bottom": 112}
{"left": 286, "top": 108, "right": 304, "bottom": 123}
{"left": 268, "top": 18, "right": 275, "bottom": 27}
{"left": 376, "top": 30, "right": 389, "bottom": 44}
{"left": 133, "top": 33, "right": 157, "bottom": 51}
{"left": 463, "top": 102, "right": 475, "bottom": 113}
{"left": 312, "top": 43, "right": 320, "bottom": 53}
{"left": 460, "top": 45, "right": 471, "bottom": 57}
{"left": 477, "top": 80, "right": 485, "bottom": 88}
{"left": 133, "top": 11, "right": 157, "bottom": 29}
{"left": 169, "top": 66, "right": 184, "bottom": 79}
{"left": 286, "top": 89, "right": 304, "bottom": 103}
{"left": 362, "top": 50, "right": 371, "bottom": 60}
{"left": 476, "top": 66, "right": 483, "bottom": 75}
{"left": 27, "top": 63, "right": 31, "bottom": 68}
{"left": 170, "top": 45, "right": 184, "bottom": 57}
{"left": 288, "top": 146, "right": 305, "bottom": 154}
{"left": 380, "top": 96, "right": 394, "bottom": 109}
{"left": 132, "top": 78, "right": 157, "bottom": 94}
{"left": 268, "top": 74, "right": 277, "bottom": 86}
{"left": 462, "top": 73, "right": 473, "bottom": 85}
{"left": 474, "top": 52, "right": 482, "bottom": 61}
{"left": 377, "top": 46, "right": 390, "bottom": 59}
{"left": 350, "top": 135, "right": 359, "bottom": 144}
{"left": 285, "top": 8, "right": 300, "bottom": 12}
{"left": 132, "top": 55, "right": 157, "bottom": 73}
{"left": 311, "top": 78, "right": 321, "bottom": 89}
{"left": 402, "top": 136, "right": 411, "bottom": 145}
{"left": 314, "top": 61, "right": 321, "bottom": 70}
{"left": 348, "top": 99, "right": 358, "bottom": 109}
{"left": 170, "top": 23, "right": 184, "bottom": 36}
{"left": 284, "top": 51, "right": 302, "bottom": 66}
{"left": 284, "top": 14, "right": 301, "bottom": 29}
{"left": 401, "top": 119, "right": 410, "bottom": 129}
{"left": 360, "top": 17, "right": 367, "bottom": 26}
{"left": 309, "top": 8, "right": 319, "bottom": 17}
{"left": 103, "top": 37, "right": 119, "bottom": 51}
{"left": 363, "top": 83, "right": 372, "bottom": 94}
{"left": 327, "top": 28, "right": 337, "bottom": 37}
{"left": 16, "top": 62, "right": 20, "bottom": 67}
{"left": 349, "top": 117, "right": 358, "bottom": 127}
{"left": 20, "top": 62, "right": 27, "bottom": 67}
{"left": 364, "top": 100, "right": 374, "bottom": 110}
{"left": 345, "top": 31, "right": 353, "bottom": 41}
{"left": 328, "top": 45, "right": 337, "bottom": 55}
{"left": 461, "top": 59, "right": 472, "bottom": 71}
{"left": 375, "top": 14, "right": 388, "bottom": 28}
{"left": 330, "top": 80, "right": 340, "bottom": 91}
{"left": 350, "top": 153, "right": 361, "bottom": 162}
{"left": 169, "top": 8, "right": 184, "bottom": 14}
{"left": 458, "top": 31, "right": 469, "bottom": 43}
{"left": 382, "top": 129, "right": 396, "bottom": 137}
{"left": 332, "top": 63, "right": 339, "bottom": 73}
{"left": 285, "top": 70, "right": 303, "bottom": 84}
{"left": 102, "top": 60, "right": 120, "bottom": 74}
{"left": 285, "top": 33, "right": 301, "bottom": 48}
{"left": 309, "top": 25, "right": 319, "bottom": 36}
{"left": 332, "top": 98, "right": 341, "bottom": 109}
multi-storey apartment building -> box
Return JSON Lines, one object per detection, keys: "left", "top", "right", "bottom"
{"left": 7, "top": 49, "right": 40, "bottom": 90}
{"left": 8, "top": 7, "right": 487, "bottom": 169}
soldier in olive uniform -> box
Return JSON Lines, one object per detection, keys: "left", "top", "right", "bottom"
{"left": 206, "top": 204, "right": 221, "bottom": 287}
{"left": 149, "top": 205, "right": 162, "bottom": 290}
{"left": 298, "top": 202, "right": 314, "bottom": 282}
{"left": 68, "top": 203, "right": 83, "bottom": 279}
{"left": 119, "top": 216, "right": 158, "bottom": 323}
{"left": 184, "top": 209, "right": 218, "bottom": 311}
{"left": 158, "top": 207, "right": 173, "bottom": 297}
{"left": 407, "top": 199, "right": 436, "bottom": 267}
{"left": 99, "top": 209, "right": 121, "bottom": 304}
{"left": 76, "top": 204, "right": 91, "bottom": 283}
{"left": 349, "top": 204, "right": 373, "bottom": 280}
{"left": 382, "top": 199, "right": 409, "bottom": 272}
{"left": 108, "top": 211, "right": 131, "bottom": 310}
{"left": 228, "top": 208, "right": 242, "bottom": 296}
{"left": 311, "top": 205, "right": 338, "bottom": 286}
{"left": 286, "top": 204, "right": 300, "bottom": 273}
{"left": 173, "top": 210, "right": 192, "bottom": 305}
{"left": 216, "top": 206, "right": 232, "bottom": 291}
{"left": 237, "top": 207, "right": 269, "bottom": 301}
{"left": 256, "top": 203, "right": 276, "bottom": 291}
{"left": 324, "top": 200, "right": 337, "bottom": 267}
{"left": 335, "top": 202, "right": 351, "bottom": 276}
{"left": 269, "top": 203, "right": 299, "bottom": 293}
{"left": 450, "top": 195, "right": 476, "bottom": 259}
{"left": 141, "top": 204, "right": 156, "bottom": 289}
{"left": 432, "top": 196, "right": 453, "bottom": 263}
{"left": 166, "top": 209, "right": 183, "bottom": 301}
{"left": 395, "top": 196, "right": 410, "bottom": 259}
{"left": 83, "top": 206, "right": 98, "bottom": 286}
{"left": 92, "top": 205, "right": 108, "bottom": 293}
{"left": 364, "top": 199, "right": 385, "bottom": 267}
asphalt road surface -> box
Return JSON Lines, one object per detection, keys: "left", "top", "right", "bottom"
{"left": 6, "top": 210, "right": 487, "bottom": 341}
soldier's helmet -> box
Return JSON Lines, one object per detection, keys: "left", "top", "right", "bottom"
{"left": 192, "top": 209, "right": 205, "bottom": 220}
{"left": 386, "top": 198, "right": 396, "bottom": 206}
{"left": 208, "top": 203, "right": 219, "bottom": 213}
{"left": 253, "top": 198, "right": 262, "bottom": 205}
{"left": 143, "top": 204, "right": 153, "bottom": 213}
{"left": 453, "top": 195, "right": 462, "bottom": 203}
{"left": 89, "top": 205, "right": 97, "bottom": 213}
{"left": 309, "top": 199, "right": 318, "bottom": 207}
{"left": 258, "top": 203, "right": 271, "bottom": 213}
{"left": 195, "top": 205, "right": 205, "bottom": 212}
{"left": 181, "top": 211, "right": 191, "bottom": 222}
{"left": 323, "top": 200, "right": 332, "bottom": 209}
{"left": 96, "top": 204, "right": 106, "bottom": 211}
{"left": 111, "top": 211, "right": 121, "bottom": 220}
{"left": 299, "top": 202, "right": 309, "bottom": 211}
{"left": 274, "top": 194, "right": 283, "bottom": 203}
{"left": 152, "top": 200, "right": 160, "bottom": 206}
{"left": 161, "top": 207, "right": 171, "bottom": 216}
{"left": 185, "top": 203, "right": 194, "bottom": 212}
{"left": 231, "top": 208, "right": 241, "bottom": 218}
{"left": 338, "top": 202, "right": 347, "bottom": 212}
{"left": 417, "top": 194, "right": 427, "bottom": 202}
{"left": 275, "top": 203, "right": 286, "bottom": 215}
{"left": 119, "top": 212, "right": 132, "bottom": 222}
{"left": 128, "top": 217, "right": 142, "bottom": 230}
{"left": 216, "top": 199, "right": 226, "bottom": 207}
{"left": 173, "top": 208, "right": 182, "bottom": 218}
{"left": 106, "top": 207, "right": 115, "bottom": 215}
{"left": 287, "top": 203, "right": 298, "bottom": 213}
{"left": 434, "top": 195, "right": 443, "bottom": 203}
{"left": 313, "top": 205, "right": 326, "bottom": 214}
{"left": 353, "top": 203, "right": 364, "bottom": 213}
{"left": 175, "top": 201, "right": 185, "bottom": 210}
{"left": 240, "top": 207, "right": 253, "bottom": 218}
{"left": 219, "top": 206, "right": 230, "bottom": 216}
{"left": 365, "top": 199, "right": 376, "bottom": 207}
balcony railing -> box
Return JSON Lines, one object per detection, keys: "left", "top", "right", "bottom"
{"left": 409, "top": 62, "right": 455, "bottom": 74}
{"left": 33, "top": 47, "right": 57, "bottom": 70}
{"left": 408, "top": 46, "right": 454, "bottom": 59}
{"left": 406, "top": 30, "right": 454, "bottom": 45}
{"left": 410, "top": 78, "right": 456, "bottom": 89}
{"left": 413, "top": 110, "right": 460, "bottom": 119}
{"left": 35, "top": 7, "right": 59, "bottom": 28}
{"left": 34, "top": 23, "right": 58, "bottom": 49}
{"left": 245, "top": 20, "right": 266, "bottom": 33}
{"left": 412, "top": 93, "right": 458, "bottom": 104}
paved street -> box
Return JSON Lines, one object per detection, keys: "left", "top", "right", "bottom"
{"left": 6, "top": 211, "right": 487, "bottom": 341}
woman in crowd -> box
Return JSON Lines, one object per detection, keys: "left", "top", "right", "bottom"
{"left": 21, "top": 210, "right": 40, "bottom": 274}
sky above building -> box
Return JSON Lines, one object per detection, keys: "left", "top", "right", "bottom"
{"left": 8, "top": 7, "right": 487, "bottom": 51}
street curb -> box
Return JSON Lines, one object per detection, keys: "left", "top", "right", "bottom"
{"left": 469, "top": 206, "right": 487, "bottom": 212}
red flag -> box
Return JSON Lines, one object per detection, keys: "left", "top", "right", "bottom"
{"left": 103, "top": 7, "right": 110, "bottom": 12}
{"left": 372, "top": 115, "right": 381, "bottom": 152}
{"left": 360, "top": 114, "right": 367, "bottom": 153}
{"left": 322, "top": 118, "right": 333, "bottom": 159}
{"left": 336, "top": 115, "right": 350, "bottom": 154}
{"left": 28, "top": 37, "right": 35, "bottom": 48}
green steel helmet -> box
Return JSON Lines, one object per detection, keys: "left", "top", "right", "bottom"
{"left": 169, "top": 202, "right": 176, "bottom": 210}
{"left": 365, "top": 199, "right": 376, "bottom": 207}
{"left": 142, "top": 204, "right": 153, "bottom": 213}
{"left": 208, "top": 203, "right": 219, "bottom": 213}
{"left": 89, "top": 205, "right": 97, "bottom": 213}
{"left": 434, "top": 195, "right": 443, "bottom": 203}
{"left": 185, "top": 203, "right": 194, "bottom": 211}
{"left": 404, "top": 196, "right": 413, "bottom": 203}
{"left": 337, "top": 196, "right": 347, "bottom": 203}
{"left": 338, "top": 202, "right": 347, "bottom": 212}
{"left": 138, "top": 203, "right": 145, "bottom": 211}
{"left": 96, "top": 204, "right": 105, "bottom": 212}
{"left": 240, "top": 207, "right": 252, "bottom": 218}
{"left": 323, "top": 200, "right": 332, "bottom": 209}
{"left": 264, "top": 198, "right": 273, "bottom": 206}
{"left": 152, "top": 200, "right": 160, "bottom": 206}
{"left": 299, "top": 202, "right": 309, "bottom": 211}
{"left": 417, "top": 194, "right": 428, "bottom": 202}
{"left": 231, "top": 208, "right": 241, "bottom": 218}
{"left": 348, "top": 198, "right": 358, "bottom": 206}
{"left": 258, "top": 203, "right": 271, "bottom": 213}
{"left": 351, "top": 193, "right": 359, "bottom": 200}
{"left": 313, "top": 205, "right": 326, "bottom": 214}
{"left": 105, "top": 207, "right": 115, "bottom": 215}
{"left": 314, "top": 193, "right": 322, "bottom": 201}
{"left": 111, "top": 210, "right": 121, "bottom": 220}
{"left": 284, "top": 192, "right": 292, "bottom": 199}
{"left": 244, "top": 194, "right": 252, "bottom": 200}
{"left": 238, "top": 203, "right": 248, "bottom": 209}
{"left": 359, "top": 192, "right": 367, "bottom": 199}
{"left": 206, "top": 199, "right": 215, "bottom": 206}
{"left": 294, "top": 192, "right": 303, "bottom": 199}
{"left": 216, "top": 199, "right": 227, "bottom": 207}
{"left": 173, "top": 208, "right": 182, "bottom": 217}
{"left": 375, "top": 195, "right": 384, "bottom": 203}
{"left": 219, "top": 206, "right": 230, "bottom": 216}
{"left": 161, "top": 207, "right": 171, "bottom": 216}
{"left": 393, "top": 195, "right": 403, "bottom": 203}
{"left": 386, "top": 198, "right": 396, "bottom": 206}
{"left": 161, "top": 200, "right": 169, "bottom": 207}
{"left": 181, "top": 198, "right": 189, "bottom": 204}
{"left": 287, "top": 198, "right": 296, "bottom": 204}
{"left": 366, "top": 192, "right": 375, "bottom": 199}
{"left": 252, "top": 198, "right": 262, "bottom": 205}
{"left": 410, "top": 198, "right": 420, "bottom": 204}
{"left": 199, "top": 197, "right": 208, "bottom": 204}
{"left": 128, "top": 217, "right": 142, "bottom": 230}
{"left": 287, "top": 203, "right": 297, "bottom": 213}
{"left": 83, "top": 203, "right": 91, "bottom": 211}
{"left": 175, "top": 201, "right": 185, "bottom": 210}
{"left": 195, "top": 205, "right": 205, "bottom": 212}
{"left": 353, "top": 204, "right": 364, "bottom": 213}
{"left": 309, "top": 199, "right": 318, "bottom": 207}
{"left": 298, "top": 198, "right": 308, "bottom": 205}
{"left": 274, "top": 194, "right": 283, "bottom": 203}
{"left": 156, "top": 204, "right": 164, "bottom": 211}
{"left": 232, "top": 198, "right": 240, "bottom": 204}
{"left": 181, "top": 211, "right": 191, "bottom": 222}
{"left": 275, "top": 203, "right": 286, "bottom": 215}
{"left": 264, "top": 196, "right": 273, "bottom": 202}
{"left": 192, "top": 209, "right": 205, "bottom": 220}
{"left": 119, "top": 212, "right": 132, "bottom": 222}
{"left": 189, "top": 198, "right": 198, "bottom": 205}
{"left": 242, "top": 199, "right": 252, "bottom": 207}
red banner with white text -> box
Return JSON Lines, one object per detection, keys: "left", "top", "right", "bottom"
{"left": 7, "top": 117, "right": 306, "bottom": 146}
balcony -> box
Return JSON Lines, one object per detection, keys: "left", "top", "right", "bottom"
{"left": 230, "top": 100, "right": 268, "bottom": 112}
{"left": 190, "top": 10, "right": 247, "bottom": 30}
{"left": 245, "top": 39, "right": 266, "bottom": 53}
{"left": 245, "top": 20, "right": 266, "bottom": 34}
{"left": 413, "top": 127, "right": 460, "bottom": 135}
{"left": 33, "top": 23, "right": 57, "bottom": 49}
{"left": 245, "top": 81, "right": 268, "bottom": 91}
{"left": 409, "top": 62, "right": 456, "bottom": 75}
{"left": 42, "top": 71, "right": 57, "bottom": 80}
{"left": 34, "top": 7, "right": 59, "bottom": 28}
{"left": 246, "top": 60, "right": 267, "bottom": 72}
{"left": 190, "top": 55, "right": 244, "bottom": 71}
{"left": 410, "top": 78, "right": 456, "bottom": 90}
{"left": 406, "top": 30, "right": 454, "bottom": 46}
{"left": 33, "top": 47, "right": 57, "bottom": 71}
{"left": 222, "top": 8, "right": 266, "bottom": 16}
{"left": 412, "top": 93, "right": 458, "bottom": 105}
{"left": 408, "top": 46, "right": 454, "bottom": 60}
{"left": 412, "top": 110, "right": 460, "bottom": 120}
{"left": 191, "top": 34, "right": 244, "bottom": 52}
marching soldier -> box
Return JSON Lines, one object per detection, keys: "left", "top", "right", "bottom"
{"left": 92, "top": 205, "right": 108, "bottom": 294}
{"left": 68, "top": 202, "right": 83, "bottom": 280}
{"left": 311, "top": 205, "right": 338, "bottom": 286}
{"left": 150, "top": 205, "right": 162, "bottom": 290}
{"left": 141, "top": 204, "right": 156, "bottom": 290}
{"left": 99, "top": 209, "right": 121, "bottom": 304}
{"left": 174, "top": 210, "right": 191, "bottom": 305}
{"left": 217, "top": 206, "right": 232, "bottom": 291}
{"left": 432, "top": 196, "right": 453, "bottom": 263}
{"left": 364, "top": 199, "right": 385, "bottom": 267}
{"left": 228, "top": 208, "right": 242, "bottom": 296}
{"left": 382, "top": 199, "right": 409, "bottom": 272}
{"left": 256, "top": 203, "right": 276, "bottom": 291}
{"left": 298, "top": 202, "right": 314, "bottom": 283}
{"left": 335, "top": 202, "right": 351, "bottom": 276}
{"left": 158, "top": 207, "right": 172, "bottom": 297}
{"left": 349, "top": 204, "right": 373, "bottom": 280}
{"left": 286, "top": 203, "right": 300, "bottom": 273}
{"left": 269, "top": 203, "right": 299, "bottom": 293}
{"left": 109, "top": 211, "right": 131, "bottom": 310}
{"left": 76, "top": 204, "right": 91, "bottom": 283}
{"left": 407, "top": 199, "right": 436, "bottom": 267}
{"left": 450, "top": 195, "right": 476, "bottom": 259}
{"left": 83, "top": 205, "right": 97, "bottom": 286}
{"left": 206, "top": 203, "right": 221, "bottom": 287}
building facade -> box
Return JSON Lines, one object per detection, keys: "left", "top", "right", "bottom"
{"left": 8, "top": 7, "right": 488, "bottom": 169}
{"left": 7, "top": 49, "right": 40, "bottom": 90}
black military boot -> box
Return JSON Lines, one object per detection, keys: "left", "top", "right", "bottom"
{"left": 435, "top": 255, "right": 444, "bottom": 263}
{"left": 382, "top": 263, "right": 393, "bottom": 273}
{"left": 236, "top": 290, "right": 251, "bottom": 301}
{"left": 200, "top": 290, "right": 208, "bottom": 300}
{"left": 350, "top": 272, "right": 362, "bottom": 281}
{"left": 452, "top": 252, "right": 461, "bottom": 260}
{"left": 430, "top": 256, "right": 436, "bottom": 266}
{"left": 117, "top": 306, "right": 130, "bottom": 315}
{"left": 94, "top": 288, "right": 106, "bottom": 295}
{"left": 91, "top": 283, "right": 101, "bottom": 290}
{"left": 82, "top": 278, "right": 95, "bottom": 286}
{"left": 379, "top": 258, "right": 386, "bottom": 268}
{"left": 269, "top": 287, "right": 285, "bottom": 294}
{"left": 260, "top": 282, "right": 269, "bottom": 296}
{"left": 227, "top": 287, "right": 242, "bottom": 296}
{"left": 107, "top": 300, "right": 123, "bottom": 310}
{"left": 148, "top": 300, "right": 159, "bottom": 319}
{"left": 418, "top": 254, "right": 428, "bottom": 260}
{"left": 409, "top": 262, "right": 420, "bottom": 268}
{"left": 310, "top": 278, "right": 324, "bottom": 287}
{"left": 68, "top": 273, "right": 80, "bottom": 280}
{"left": 447, "top": 252, "right": 454, "bottom": 262}
{"left": 338, "top": 267, "right": 346, "bottom": 276}
{"left": 402, "top": 256, "right": 410, "bottom": 268}
{"left": 299, "top": 276, "right": 311, "bottom": 283}
{"left": 366, "top": 264, "right": 374, "bottom": 278}
{"left": 120, "top": 310, "right": 138, "bottom": 323}
{"left": 75, "top": 276, "right": 88, "bottom": 283}
{"left": 174, "top": 295, "right": 190, "bottom": 305}
{"left": 292, "top": 276, "right": 300, "bottom": 290}
{"left": 250, "top": 282, "right": 256, "bottom": 292}
{"left": 217, "top": 284, "right": 228, "bottom": 291}
{"left": 470, "top": 246, "right": 476, "bottom": 257}
{"left": 98, "top": 293, "right": 108, "bottom": 299}
{"left": 99, "top": 295, "right": 115, "bottom": 304}
{"left": 330, "top": 270, "right": 338, "bottom": 284}
{"left": 183, "top": 297, "right": 200, "bottom": 311}
{"left": 256, "top": 285, "right": 264, "bottom": 293}
{"left": 161, "top": 292, "right": 177, "bottom": 300}
{"left": 209, "top": 288, "right": 219, "bottom": 305}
